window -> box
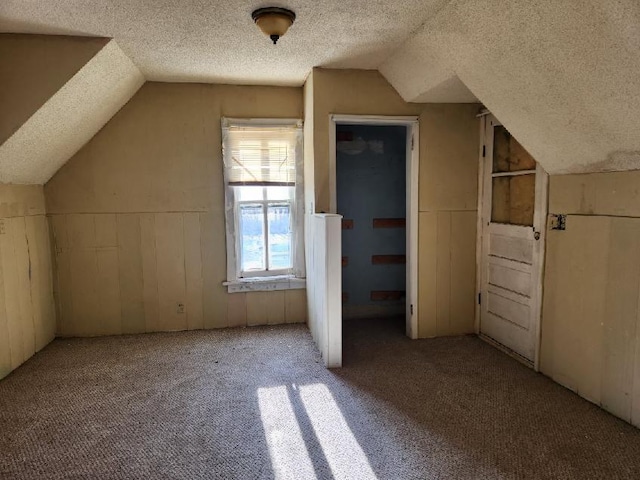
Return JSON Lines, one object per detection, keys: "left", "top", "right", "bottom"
{"left": 490, "top": 125, "right": 537, "bottom": 226}
{"left": 221, "top": 118, "right": 304, "bottom": 292}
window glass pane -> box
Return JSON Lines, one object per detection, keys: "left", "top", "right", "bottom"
{"left": 266, "top": 186, "right": 294, "bottom": 201}
{"left": 267, "top": 203, "right": 292, "bottom": 270}
{"left": 236, "top": 186, "right": 264, "bottom": 201}
{"left": 239, "top": 204, "right": 265, "bottom": 272}
{"left": 491, "top": 174, "right": 535, "bottom": 226}
{"left": 492, "top": 125, "right": 536, "bottom": 173}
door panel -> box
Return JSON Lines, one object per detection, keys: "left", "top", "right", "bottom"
{"left": 480, "top": 115, "right": 548, "bottom": 365}
{"left": 487, "top": 291, "right": 530, "bottom": 329}
{"left": 489, "top": 233, "right": 533, "bottom": 264}
{"left": 488, "top": 263, "right": 530, "bottom": 296}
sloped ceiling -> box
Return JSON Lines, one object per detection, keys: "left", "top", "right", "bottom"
{"left": 0, "top": 37, "right": 144, "bottom": 184}
{"left": 3, "top": 1, "right": 640, "bottom": 178}
{"left": 0, "top": 0, "right": 453, "bottom": 86}
{"left": 0, "top": 34, "right": 108, "bottom": 145}
{"left": 380, "top": 0, "right": 640, "bottom": 174}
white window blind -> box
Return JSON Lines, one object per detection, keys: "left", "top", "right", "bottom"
{"left": 222, "top": 122, "right": 302, "bottom": 186}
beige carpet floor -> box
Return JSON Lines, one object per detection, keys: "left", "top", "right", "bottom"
{"left": 2, "top": 317, "right": 640, "bottom": 479}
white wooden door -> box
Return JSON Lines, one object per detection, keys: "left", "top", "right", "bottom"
{"left": 479, "top": 114, "right": 548, "bottom": 365}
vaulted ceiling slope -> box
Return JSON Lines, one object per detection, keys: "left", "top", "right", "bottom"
{"left": 380, "top": 0, "right": 640, "bottom": 174}
{"left": 0, "top": 0, "right": 452, "bottom": 86}
{"left": 3, "top": 1, "right": 640, "bottom": 179}
{"left": 0, "top": 35, "right": 144, "bottom": 184}
{"left": 0, "top": 35, "right": 107, "bottom": 144}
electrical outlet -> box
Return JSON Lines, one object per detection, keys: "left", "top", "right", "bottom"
{"left": 177, "top": 303, "right": 185, "bottom": 314}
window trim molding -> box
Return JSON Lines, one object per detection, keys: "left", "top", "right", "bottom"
{"left": 223, "top": 275, "right": 306, "bottom": 293}
{"left": 221, "top": 117, "right": 305, "bottom": 292}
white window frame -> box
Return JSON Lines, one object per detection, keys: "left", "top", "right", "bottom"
{"left": 235, "top": 189, "right": 294, "bottom": 278}
{"left": 221, "top": 118, "right": 305, "bottom": 293}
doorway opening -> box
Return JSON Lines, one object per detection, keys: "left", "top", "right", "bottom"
{"left": 337, "top": 124, "right": 407, "bottom": 323}
{"left": 329, "top": 115, "right": 419, "bottom": 340}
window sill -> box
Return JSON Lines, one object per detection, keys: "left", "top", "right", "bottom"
{"left": 223, "top": 276, "right": 306, "bottom": 293}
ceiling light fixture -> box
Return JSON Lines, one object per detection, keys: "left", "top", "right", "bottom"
{"left": 251, "top": 7, "right": 296, "bottom": 45}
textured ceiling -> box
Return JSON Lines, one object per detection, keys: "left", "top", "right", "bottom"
{"left": 0, "top": 0, "right": 452, "bottom": 86}
{"left": 381, "top": 0, "right": 640, "bottom": 174}
{"left": 6, "top": 0, "right": 640, "bottom": 180}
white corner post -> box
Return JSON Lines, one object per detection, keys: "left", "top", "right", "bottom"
{"left": 309, "top": 213, "right": 342, "bottom": 368}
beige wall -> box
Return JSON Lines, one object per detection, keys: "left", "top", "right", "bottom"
{"left": 418, "top": 105, "right": 479, "bottom": 337}
{"left": 541, "top": 171, "right": 640, "bottom": 427}
{"left": 311, "top": 68, "right": 422, "bottom": 213}
{"left": 45, "top": 82, "right": 307, "bottom": 337}
{"left": 44, "top": 71, "right": 480, "bottom": 339}
{"left": 0, "top": 184, "right": 56, "bottom": 380}
{"left": 0, "top": 34, "right": 107, "bottom": 144}
{"left": 308, "top": 68, "right": 480, "bottom": 337}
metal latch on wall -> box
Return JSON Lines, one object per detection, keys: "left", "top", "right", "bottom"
{"left": 548, "top": 214, "right": 567, "bottom": 231}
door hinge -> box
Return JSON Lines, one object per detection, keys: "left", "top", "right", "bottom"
{"left": 411, "top": 135, "right": 415, "bottom": 151}
{"left": 410, "top": 304, "right": 414, "bottom": 315}
{"left": 478, "top": 293, "right": 482, "bottom": 305}
{"left": 482, "top": 145, "right": 486, "bottom": 158}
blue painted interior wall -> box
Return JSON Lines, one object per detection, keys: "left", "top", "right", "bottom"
{"left": 337, "top": 124, "right": 406, "bottom": 317}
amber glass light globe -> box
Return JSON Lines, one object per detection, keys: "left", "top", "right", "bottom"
{"left": 252, "top": 7, "right": 296, "bottom": 44}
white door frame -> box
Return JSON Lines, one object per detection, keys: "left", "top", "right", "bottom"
{"left": 475, "top": 112, "right": 548, "bottom": 370}
{"left": 328, "top": 114, "right": 420, "bottom": 339}
{"left": 474, "top": 112, "right": 488, "bottom": 337}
